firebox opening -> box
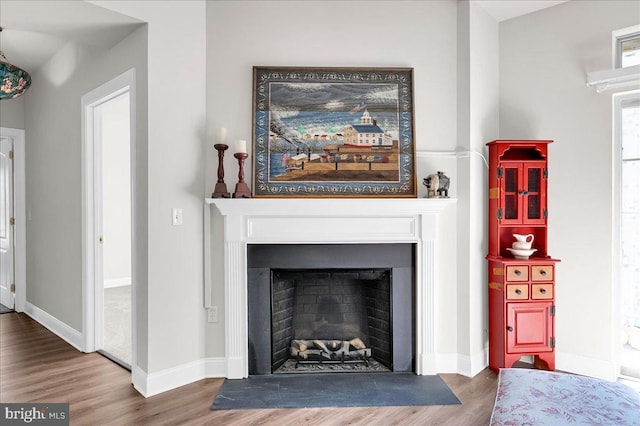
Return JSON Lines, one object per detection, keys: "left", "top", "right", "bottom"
{"left": 271, "top": 269, "right": 392, "bottom": 373}
{"left": 247, "top": 243, "right": 415, "bottom": 376}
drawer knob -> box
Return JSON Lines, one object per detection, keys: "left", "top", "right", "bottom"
{"left": 507, "top": 326, "right": 513, "bottom": 332}
{"left": 540, "top": 288, "right": 547, "bottom": 294}
{"left": 515, "top": 270, "right": 522, "bottom": 276}
{"left": 515, "top": 289, "right": 522, "bottom": 295}
{"left": 540, "top": 270, "right": 547, "bottom": 276}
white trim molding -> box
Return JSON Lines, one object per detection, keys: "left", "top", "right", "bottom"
{"left": 586, "top": 65, "right": 640, "bottom": 93}
{"left": 132, "top": 358, "right": 227, "bottom": 398}
{"left": 24, "top": 302, "right": 83, "bottom": 351}
{"left": 457, "top": 348, "right": 489, "bottom": 378}
{"left": 556, "top": 351, "right": 617, "bottom": 382}
{"left": 0, "top": 127, "right": 26, "bottom": 312}
{"left": 81, "top": 68, "right": 136, "bottom": 362}
{"left": 104, "top": 278, "right": 132, "bottom": 288}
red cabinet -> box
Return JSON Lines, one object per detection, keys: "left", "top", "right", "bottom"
{"left": 500, "top": 162, "right": 547, "bottom": 225}
{"left": 487, "top": 140, "right": 559, "bottom": 373}
{"left": 507, "top": 301, "right": 553, "bottom": 354}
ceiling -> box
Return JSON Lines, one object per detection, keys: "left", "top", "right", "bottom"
{"left": 0, "top": 1, "right": 143, "bottom": 72}
{"left": 475, "top": 0, "right": 569, "bottom": 22}
{"left": 0, "top": 0, "right": 568, "bottom": 75}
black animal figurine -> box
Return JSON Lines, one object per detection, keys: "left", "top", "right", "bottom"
{"left": 423, "top": 171, "right": 450, "bottom": 198}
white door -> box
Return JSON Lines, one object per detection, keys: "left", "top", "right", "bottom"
{"left": 0, "top": 136, "right": 15, "bottom": 309}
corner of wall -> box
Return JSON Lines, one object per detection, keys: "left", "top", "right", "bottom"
{"left": 131, "top": 357, "right": 227, "bottom": 398}
{"left": 23, "top": 302, "right": 83, "bottom": 351}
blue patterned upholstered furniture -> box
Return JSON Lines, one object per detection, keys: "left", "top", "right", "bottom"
{"left": 491, "top": 368, "right": 640, "bottom": 425}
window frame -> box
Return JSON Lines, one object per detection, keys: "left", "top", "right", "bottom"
{"left": 613, "top": 25, "right": 640, "bottom": 68}
{"left": 613, "top": 89, "right": 640, "bottom": 379}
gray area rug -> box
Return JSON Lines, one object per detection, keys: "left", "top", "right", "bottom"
{"left": 212, "top": 373, "right": 461, "bottom": 410}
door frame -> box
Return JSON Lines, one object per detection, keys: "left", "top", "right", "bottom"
{"left": 0, "top": 127, "right": 25, "bottom": 312}
{"left": 81, "top": 69, "right": 136, "bottom": 368}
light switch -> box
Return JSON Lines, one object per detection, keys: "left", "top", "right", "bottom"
{"left": 172, "top": 208, "right": 183, "bottom": 226}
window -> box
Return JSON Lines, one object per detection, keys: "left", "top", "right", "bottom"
{"left": 616, "top": 92, "right": 640, "bottom": 379}
{"left": 617, "top": 32, "right": 640, "bottom": 68}
{"left": 613, "top": 26, "right": 640, "bottom": 379}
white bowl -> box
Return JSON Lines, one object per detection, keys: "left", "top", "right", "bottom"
{"left": 512, "top": 242, "right": 533, "bottom": 250}
{"left": 506, "top": 247, "right": 537, "bottom": 260}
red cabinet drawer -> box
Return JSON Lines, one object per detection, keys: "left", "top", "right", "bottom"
{"left": 532, "top": 265, "right": 553, "bottom": 281}
{"left": 506, "top": 265, "right": 528, "bottom": 282}
{"left": 532, "top": 283, "right": 553, "bottom": 300}
{"left": 507, "top": 284, "right": 529, "bottom": 300}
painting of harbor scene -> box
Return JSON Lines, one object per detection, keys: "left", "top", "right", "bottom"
{"left": 252, "top": 67, "right": 416, "bottom": 197}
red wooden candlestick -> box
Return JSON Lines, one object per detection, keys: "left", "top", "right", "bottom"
{"left": 212, "top": 144, "right": 231, "bottom": 198}
{"left": 233, "top": 152, "right": 251, "bottom": 198}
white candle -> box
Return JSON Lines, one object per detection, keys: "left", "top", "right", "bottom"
{"left": 216, "top": 127, "right": 227, "bottom": 145}
{"left": 235, "top": 139, "right": 247, "bottom": 153}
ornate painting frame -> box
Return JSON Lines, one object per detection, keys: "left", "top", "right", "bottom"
{"left": 252, "top": 66, "right": 416, "bottom": 198}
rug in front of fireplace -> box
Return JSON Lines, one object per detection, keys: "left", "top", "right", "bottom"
{"left": 211, "top": 373, "right": 461, "bottom": 410}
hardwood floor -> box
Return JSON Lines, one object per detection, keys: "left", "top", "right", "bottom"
{"left": 1, "top": 313, "right": 498, "bottom": 425}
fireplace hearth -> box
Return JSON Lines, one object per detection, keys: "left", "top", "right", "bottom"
{"left": 247, "top": 244, "right": 414, "bottom": 375}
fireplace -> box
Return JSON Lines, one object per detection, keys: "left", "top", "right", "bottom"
{"left": 247, "top": 244, "right": 414, "bottom": 375}
{"left": 273, "top": 269, "right": 390, "bottom": 373}
{"left": 205, "top": 198, "right": 455, "bottom": 379}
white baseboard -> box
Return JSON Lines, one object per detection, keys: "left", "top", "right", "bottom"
{"left": 132, "top": 357, "right": 227, "bottom": 398}
{"left": 556, "top": 351, "right": 617, "bottom": 381}
{"left": 104, "top": 278, "right": 131, "bottom": 288}
{"left": 456, "top": 348, "right": 488, "bottom": 377}
{"left": 24, "top": 302, "right": 83, "bottom": 351}
{"left": 205, "top": 357, "right": 228, "bottom": 378}
{"left": 132, "top": 366, "right": 148, "bottom": 397}
{"left": 19, "top": 302, "right": 227, "bottom": 399}
{"left": 436, "top": 353, "right": 459, "bottom": 373}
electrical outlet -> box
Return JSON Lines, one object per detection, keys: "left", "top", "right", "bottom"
{"left": 172, "top": 208, "right": 183, "bottom": 226}
{"left": 207, "top": 306, "right": 218, "bottom": 323}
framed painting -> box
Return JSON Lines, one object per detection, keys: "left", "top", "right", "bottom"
{"left": 252, "top": 66, "right": 416, "bottom": 198}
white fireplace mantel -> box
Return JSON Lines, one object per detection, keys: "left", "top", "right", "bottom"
{"left": 204, "top": 198, "right": 456, "bottom": 379}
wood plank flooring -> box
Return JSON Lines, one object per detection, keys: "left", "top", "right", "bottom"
{"left": 1, "top": 313, "right": 498, "bottom": 425}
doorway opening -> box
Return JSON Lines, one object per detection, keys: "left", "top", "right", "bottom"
{"left": 0, "top": 127, "right": 25, "bottom": 314}
{"left": 0, "top": 134, "right": 15, "bottom": 312}
{"left": 98, "top": 92, "right": 132, "bottom": 368}
{"left": 82, "top": 69, "right": 135, "bottom": 371}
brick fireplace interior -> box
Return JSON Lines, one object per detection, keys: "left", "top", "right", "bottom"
{"left": 247, "top": 243, "right": 415, "bottom": 375}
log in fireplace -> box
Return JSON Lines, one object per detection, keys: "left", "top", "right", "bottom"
{"left": 247, "top": 244, "right": 415, "bottom": 375}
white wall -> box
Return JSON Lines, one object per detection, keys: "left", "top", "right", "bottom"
{"left": 24, "top": 28, "right": 147, "bottom": 340}
{"left": 19, "top": 5, "right": 149, "bottom": 374}
{"left": 0, "top": 96, "right": 25, "bottom": 129}
{"left": 205, "top": 0, "right": 467, "bottom": 365}
{"left": 89, "top": 1, "right": 207, "bottom": 382}
{"left": 499, "top": 0, "right": 640, "bottom": 380}
{"left": 455, "top": 1, "right": 499, "bottom": 375}
{"left": 19, "top": 0, "right": 635, "bottom": 395}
